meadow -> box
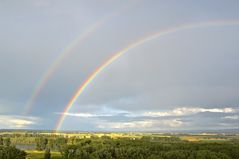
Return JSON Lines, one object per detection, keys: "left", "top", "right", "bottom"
{"left": 26, "top": 150, "right": 61, "bottom": 159}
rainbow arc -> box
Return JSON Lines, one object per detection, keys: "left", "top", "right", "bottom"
{"left": 55, "top": 19, "right": 239, "bottom": 131}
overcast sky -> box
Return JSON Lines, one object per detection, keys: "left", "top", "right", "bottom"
{"left": 0, "top": 0, "right": 239, "bottom": 131}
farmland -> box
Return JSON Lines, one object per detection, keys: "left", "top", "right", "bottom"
{"left": 0, "top": 131, "right": 238, "bottom": 159}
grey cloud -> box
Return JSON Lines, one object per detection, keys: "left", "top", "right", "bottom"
{"left": 1, "top": 0, "right": 239, "bottom": 130}
{"left": 0, "top": 115, "right": 39, "bottom": 129}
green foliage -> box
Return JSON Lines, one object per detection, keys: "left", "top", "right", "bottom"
{"left": 55, "top": 137, "right": 68, "bottom": 155}
{"left": 44, "top": 148, "right": 51, "bottom": 159}
{"left": 3, "top": 138, "right": 11, "bottom": 147}
{"left": 1, "top": 132, "right": 239, "bottom": 159}
{"left": 0, "top": 137, "right": 3, "bottom": 145}
{"left": 0, "top": 145, "right": 26, "bottom": 159}
{"left": 36, "top": 137, "right": 48, "bottom": 151}
{"left": 61, "top": 139, "right": 238, "bottom": 159}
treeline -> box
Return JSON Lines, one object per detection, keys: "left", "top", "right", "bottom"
{"left": 35, "top": 137, "right": 68, "bottom": 153}
{"left": 62, "top": 139, "right": 239, "bottom": 159}
{"left": 34, "top": 135, "right": 181, "bottom": 150}
{"left": 1, "top": 133, "right": 64, "bottom": 145}
{"left": 1, "top": 133, "right": 239, "bottom": 159}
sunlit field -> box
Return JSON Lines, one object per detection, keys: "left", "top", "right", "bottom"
{"left": 26, "top": 150, "right": 61, "bottom": 159}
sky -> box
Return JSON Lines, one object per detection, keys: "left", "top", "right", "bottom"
{"left": 0, "top": 0, "right": 239, "bottom": 131}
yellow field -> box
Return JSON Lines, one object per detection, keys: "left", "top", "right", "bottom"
{"left": 180, "top": 135, "right": 228, "bottom": 142}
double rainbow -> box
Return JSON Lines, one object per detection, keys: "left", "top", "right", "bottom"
{"left": 55, "top": 20, "right": 239, "bottom": 131}
{"left": 24, "top": 1, "right": 137, "bottom": 114}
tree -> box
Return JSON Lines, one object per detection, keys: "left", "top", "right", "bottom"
{"left": 0, "top": 137, "right": 3, "bottom": 145}
{"left": 0, "top": 145, "right": 26, "bottom": 159}
{"left": 3, "top": 138, "right": 11, "bottom": 147}
{"left": 44, "top": 148, "right": 51, "bottom": 159}
{"left": 36, "top": 137, "right": 48, "bottom": 151}
{"left": 55, "top": 137, "right": 68, "bottom": 156}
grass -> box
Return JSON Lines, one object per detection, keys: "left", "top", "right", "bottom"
{"left": 26, "top": 150, "right": 61, "bottom": 159}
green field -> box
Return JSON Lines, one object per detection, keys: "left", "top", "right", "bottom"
{"left": 26, "top": 150, "right": 61, "bottom": 159}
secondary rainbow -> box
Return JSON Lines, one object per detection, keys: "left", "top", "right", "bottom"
{"left": 55, "top": 20, "right": 239, "bottom": 131}
{"left": 23, "top": 1, "right": 136, "bottom": 114}
{"left": 24, "top": 21, "right": 103, "bottom": 114}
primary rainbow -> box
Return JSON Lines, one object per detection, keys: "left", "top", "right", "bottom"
{"left": 23, "top": 1, "right": 136, "bottom": 114}
{"left": 55, "top": 19, "right": 239, "bottom": 131}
